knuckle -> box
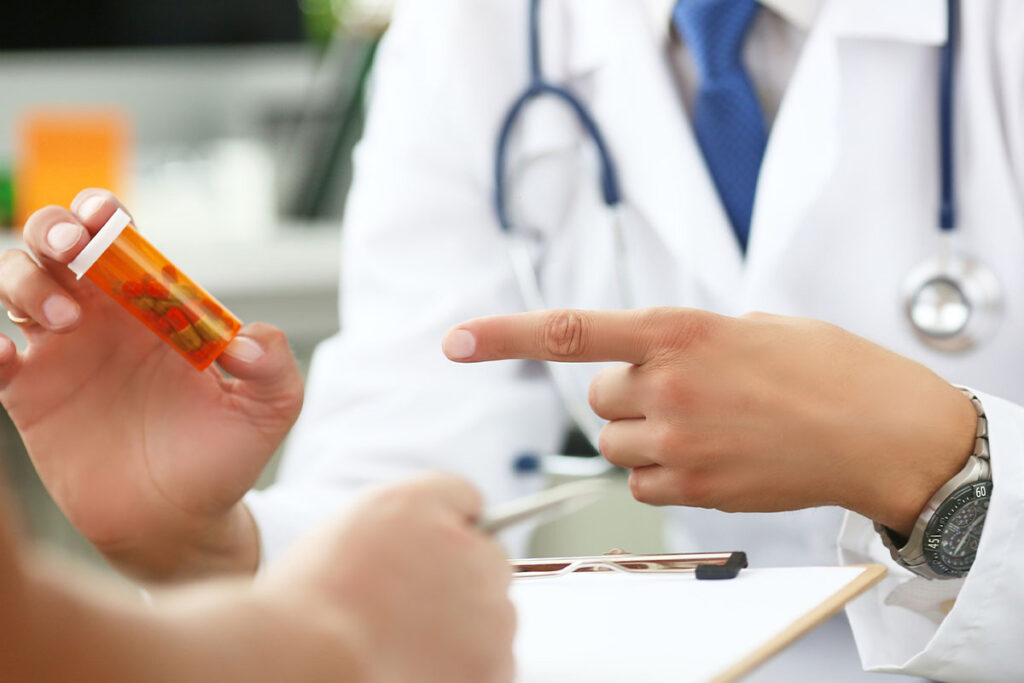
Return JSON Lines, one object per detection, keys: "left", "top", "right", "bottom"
{"left": 628, "top": 470, "right": 654, "bottom": 504}
{"left": 280, "top": 380, "right": 306, "bottom": 419}
{"left": 241, "top": 322, "right": 287, "bottom": 352}
{"left": 27, "top": 204, "right": 67, "bottom": 223}
{"left": 418, "top": 473, "right": 482, "bottom": 511}
{"left": 0, "top": 248, "right": 27, "bottom": 270}
{"left": 541, "top": 309, "right": 588, "bottom": 359}
{"left": 629, "top": 465, "right": 712, "bottom": 507}
{"left": 647, "top": 373, "right": 687, "bottom": 409}
{"left": 370, "top": 486, "right": 422, "bottom": 521}
{"left": 676, "top": 308, "right": 714, "bottom": 347}
{"left": 258, "top": 322, "right": 286, "bottom": 342}
{"left": 435, "top": 518, "right": 475, "bottom": 551}
{"left": 24, "top": 205, "right": 71, "bottom": 238}
{"left": 0, "top": 250, "right": 35, "bottom": 283}
{"left": 675, "top": 473, "right": 713, "bottom": 508}
{"left": 388, "top": 477, "right": 434, "bottom": 502}
{"left": 633, "top": 307, "right": 718, "bottom": 360}
{"left": 368, "top": 486, "right": 404, "bottom": 511}
{"left": 813, "top": 318, "right": 843, "bottom": 336}
{"left": 587, "top": 377, "right": 603, "bottom": 412}
{"left": 639, "top": 305, "right": 675, "bottom": 323}
{"left": 587, "top": 366, "right": 624, "bottom": 418}
{"left": 597, "top": 424, "right": 615, "bottom": 458}
{"left": 465, "top": 483, "right": 485, "bottom": 512}
{"left": 632, "top": 306, "right": 667, "bottom": 344}
{"left": 650, "top": 423, "right": 682, "bottom": 459}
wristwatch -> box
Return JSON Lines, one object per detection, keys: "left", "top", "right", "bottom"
{"left": 876, "top": 388, "right": 992, "bottom": 579}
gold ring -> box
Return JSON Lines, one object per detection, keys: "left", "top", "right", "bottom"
{"left": 6, "top": 310, "right": 36, "bottom": 326}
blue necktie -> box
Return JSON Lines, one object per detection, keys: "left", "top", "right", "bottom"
{"left": 673, "top": 0, "right": 767, "bottom": 253}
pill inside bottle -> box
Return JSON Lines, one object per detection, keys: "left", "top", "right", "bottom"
{"left": 68, "top": 208, "right": 242, "bottom": 371}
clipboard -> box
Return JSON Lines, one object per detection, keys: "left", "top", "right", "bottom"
{"left": 510, "top": 556, "right": 886, "bottom": 682}
{"left": 512, "top": 551, "right": 749, "bottom": 580}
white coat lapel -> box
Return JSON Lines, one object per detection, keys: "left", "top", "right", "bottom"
{"left": 741, "top": 3, "right": 842, "bottom": 287}
{"left": 743, "top": 0, "right": 947, "bottom": 295}
{"left": 570, "top": 0, "right": 745, "bottom": 308}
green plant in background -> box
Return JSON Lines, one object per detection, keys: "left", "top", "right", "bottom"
{"left": 300, "top": 0, "right": 349, "bottom": 46}
{"left": 0, "top": 169, "right": 13, "bottom": 230}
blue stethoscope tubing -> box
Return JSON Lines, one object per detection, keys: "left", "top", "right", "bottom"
{"left": 493, "top": 0, "right": 628, "bottom": 458}
{"left": 938, "top": 0, "right": 957, "bottom": 233}
{"left": 494, "top": 0, "right": 623, "bottom": 234}
{"left": 904, "top": 0, "right": 1002, "bottom": 351}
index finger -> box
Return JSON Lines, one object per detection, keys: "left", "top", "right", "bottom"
{"left": 442, "top": 309, "right": 656, "bottom": 365}
{"left": 69, "top": 189, "right": 133, "bottom": 232}
{"left": 22, "top": 189, "right": 133, "bottom": 276}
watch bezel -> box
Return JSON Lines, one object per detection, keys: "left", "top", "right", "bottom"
{"left": 922, "top": 479, "right": 993, "bottom": 578}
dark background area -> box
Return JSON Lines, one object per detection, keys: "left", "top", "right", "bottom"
{"left": 0, "top": 0, "right": 304, "bottom": 50}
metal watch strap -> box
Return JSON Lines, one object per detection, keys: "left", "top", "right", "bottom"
{"left": 875, "top": 388, "right": 990, "bottom": 579}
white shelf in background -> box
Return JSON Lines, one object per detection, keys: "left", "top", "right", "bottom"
{"left": 0, "top": 223, "right": 341, "bottom": 297}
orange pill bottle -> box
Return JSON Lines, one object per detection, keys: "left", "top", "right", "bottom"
{"left": 68, "top": 209, "right": 242, "bottom": 371}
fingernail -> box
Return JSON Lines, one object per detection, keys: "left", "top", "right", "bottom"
{"left": 224, "top": 336, "right": 264, "bottom": 363}
{"left": 47, "top": 222, "right": 84, "bottom": 254}
{"left": 77, "top": 195, "right": 107, "bottom": 223}
{"left": 42, "top": 295, "right": 80, "bottom": 328}
{"left": 442, "top": 329, "right": 476, "bottom": 360}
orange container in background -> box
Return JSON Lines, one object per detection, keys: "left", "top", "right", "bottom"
{"left": 15, "top": 110, "right": 130, "bottom": 228}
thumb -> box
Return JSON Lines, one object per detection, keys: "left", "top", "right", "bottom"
{"left": 400, "top": 473, "right": 485, "bottom": 521}
{"left": 217, "top": 322, "right": 304, "bottom": 413}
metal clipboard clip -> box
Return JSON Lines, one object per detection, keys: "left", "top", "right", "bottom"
{"left": 511, "top": 551, "right": 748, "bottom": 581}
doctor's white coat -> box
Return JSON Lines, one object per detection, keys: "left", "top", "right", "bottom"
{"left": 246, "top": 0, "right": 1024, "bottom": 679}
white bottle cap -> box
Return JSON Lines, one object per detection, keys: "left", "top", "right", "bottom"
{"left": 68, "top": 208, "right": 132, "bottom": 279}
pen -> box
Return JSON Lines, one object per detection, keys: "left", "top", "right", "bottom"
{"left": 478, "top": 478, "right": 612, "bottom": 534}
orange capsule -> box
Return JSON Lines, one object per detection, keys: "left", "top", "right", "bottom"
{"left": 144, "top": 281, "right": 170, "bottom": 299}
{"left": 68, "top": 209, "right": 241, "bottom": 371}
{"left": 121, "top": 280, "right": 144, "bottom": 299}
{"left": 165, "top": 307, "right": 191, "bottom": 333}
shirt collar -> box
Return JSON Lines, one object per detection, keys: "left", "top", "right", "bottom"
{"left": 648, "top": 0, "right": 947, "bottom": 45}
{"left": 648, "top": 0, "right": 820, "bottom": 33}
{"left": 824, "top": 0, "right": 947, "bottom": 45}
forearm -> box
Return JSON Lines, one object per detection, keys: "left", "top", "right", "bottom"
{"left": 8, "top": 561, "right": 366, "bottom": 682}
{"left": 98, "top": 502, "right": 261, "bottom": 584}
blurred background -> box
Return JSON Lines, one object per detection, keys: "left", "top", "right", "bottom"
{"left": 0, "top": 0, "right": 664, "bottom": 574}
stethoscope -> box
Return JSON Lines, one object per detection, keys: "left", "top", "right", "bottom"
{"left": 494, "top": 0, "right": 631, "bottom": 456}
{"left": 902, "top": 0, "right": 1002, "bottom": 352}
{"left": 494, "top": 0, "right": 1000, "bottom": 455}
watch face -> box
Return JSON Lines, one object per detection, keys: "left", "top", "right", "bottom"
{"left": 923, "top": 481, "right": 992, "bottom": 578}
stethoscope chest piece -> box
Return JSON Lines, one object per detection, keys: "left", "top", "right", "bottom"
{"left": 901, "top": 0, "right": 997, "bottom": 354}
{"left": 903, "top": 250, "right": 1002, "bottom": 353}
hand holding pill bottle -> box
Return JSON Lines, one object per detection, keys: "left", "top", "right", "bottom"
{"left": 68, "top": 209, "right": 242, "bottom": 370}
{"left": 0, "top": 191, "right": 305, "bottom": 581}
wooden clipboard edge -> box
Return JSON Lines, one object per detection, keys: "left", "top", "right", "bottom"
{"left": 711, "top": 564, "right": 887, "bottom": 683}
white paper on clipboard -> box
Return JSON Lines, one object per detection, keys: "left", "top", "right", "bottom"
{"left": 511, "top": 564, "right": 885, "bottom": 682}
